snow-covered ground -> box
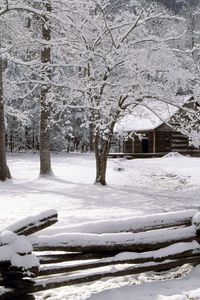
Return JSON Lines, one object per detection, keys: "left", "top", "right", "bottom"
{"left": 1, "top": 152, "right": 200, "bottom": 300}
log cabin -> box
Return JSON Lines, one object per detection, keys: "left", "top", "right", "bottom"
{"left": 111, "top": 96, "right": 200, "bottom": 158}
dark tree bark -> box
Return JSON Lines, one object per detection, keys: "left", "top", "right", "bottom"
{"left": 39, "top": 2, "right": 53, "bottom": 176}
{"left": 93, "top": 123, "right": 115, "bottom": 185}
{"left": 94, "top": 135, "right": 110, "bottom": 185}
{"left": 89, "top": 123, "right": 94, "bottom": 152}
{"left": 0, "top": 56, "right": 11, "bottom": 181}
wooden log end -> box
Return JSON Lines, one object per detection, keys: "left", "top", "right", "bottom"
{"left": 192, "top": 212, "right": 200, "bottom": 235}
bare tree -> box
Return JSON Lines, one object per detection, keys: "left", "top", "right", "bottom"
{"left": 0, "top": 55, "right": 11, "bottom": 181}
{"left": 0, "top": 5, "right": 12, "bottom": 180}
{"left": 39, "top": 1, "right": 53, "bottom": 176}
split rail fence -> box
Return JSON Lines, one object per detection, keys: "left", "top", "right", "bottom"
{"left": 1, "top": 209, "right": 200, "bottom": 299}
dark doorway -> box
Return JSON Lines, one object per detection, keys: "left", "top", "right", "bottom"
{"left": 142, "top": 139, "right": 149, "bottom": 153}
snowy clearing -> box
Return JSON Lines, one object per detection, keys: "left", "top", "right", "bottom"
{"left": 1, "top": 153, "right": 200, "bottom": 299}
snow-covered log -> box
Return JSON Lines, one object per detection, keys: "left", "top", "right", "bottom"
{"left": 30, "top": 225, "right": 198, "bottom": 253}
{"left": 0, "top": 232, "right": 39, "bottom": 280}
{"left": 44, "top": 209, "right": 198, "bottom": 235}
{"left": 37, "top": 252, "right": 112, "bottom": 264}
{"left": 2, "top": 210, "right": 58, "bottom": 236}
{"left": 4, "top": 255, "right": 200, "bottom": 295}
{"left": 38, "top": 241, "right": 200, "bottom": 276}
{"left": 32, "top": 255, "right": 200, "bottom": 293}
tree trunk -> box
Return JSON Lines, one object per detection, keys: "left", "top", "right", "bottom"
{"left": 89, "top": 123, "right": 94, "bottom": 152}
{"left": 94, "top": 132, "right": 112, "bottom": 185}
{"left": 40, "top": 87, "right": 52, "bottom": 176}
{"left": 39, "top": 2, "right": 52, "bottom": 176}
{"left": 0, "top": 56, "right": 11, "bottom": 181}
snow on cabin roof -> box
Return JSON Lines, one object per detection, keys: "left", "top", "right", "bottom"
{"left": 114, "top": 95, "right": 192, "bottom": 132}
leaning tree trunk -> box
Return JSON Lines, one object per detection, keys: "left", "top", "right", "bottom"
{"left": 39, "top": 2, "right": 53, "bottom": 176}
{"left": 0, "top": 56, "right": 11, "bottom": 181}
{"left": 94, "top": 131, "right": 113, "bottom": 186}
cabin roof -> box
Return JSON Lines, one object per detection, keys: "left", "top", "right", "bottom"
{"left": 114, "top": 95, "right": 192, "bottom": 133}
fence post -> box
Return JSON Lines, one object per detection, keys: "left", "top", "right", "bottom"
{"left": 0, "top": 232, "right": 39, "bottom": 299}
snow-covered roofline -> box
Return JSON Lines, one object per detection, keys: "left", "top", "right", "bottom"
{"left": 114, "top": 95, "right": 193, "bottom": 133}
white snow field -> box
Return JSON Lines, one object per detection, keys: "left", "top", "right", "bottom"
{"left": 1, "top": 152, "right": 200, "bottom": 300}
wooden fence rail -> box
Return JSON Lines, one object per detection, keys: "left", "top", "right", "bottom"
{"left": 1, "top": 209, "right": 200, "bottom": 299}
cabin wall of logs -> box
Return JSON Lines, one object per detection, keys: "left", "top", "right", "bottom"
{"left": 1, "top": 209, "right": 200, "bottom": 299}
{"left": 119, "top": 126, "right": 200, "bottom": 157}
{"left": 123, "top": 130, "right": 194, "bottom": 156}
